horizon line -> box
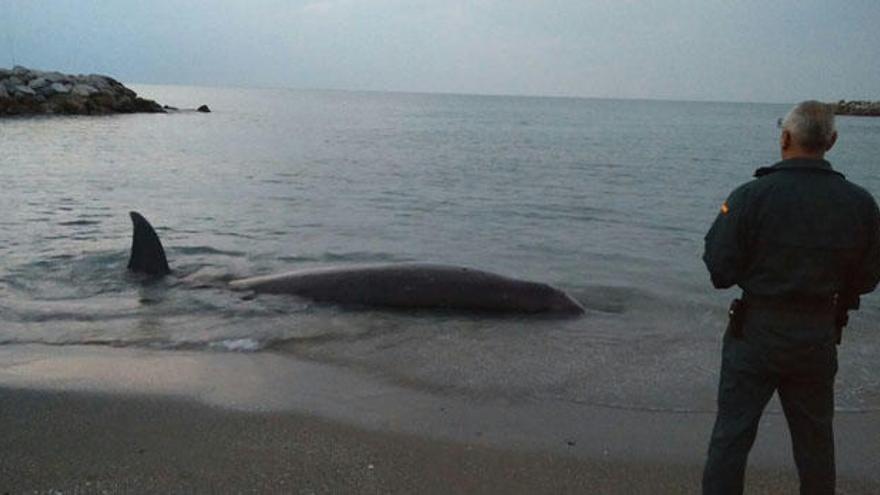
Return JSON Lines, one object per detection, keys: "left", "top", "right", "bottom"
{"left": 123, "top": 79, "right": 797, "bottom": 106}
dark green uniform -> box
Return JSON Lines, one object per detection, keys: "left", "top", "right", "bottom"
{"left": 702, "top": 158, "right": 880, "bottom": 495}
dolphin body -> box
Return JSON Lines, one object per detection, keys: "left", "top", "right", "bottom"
{"left": 127, "top": 211, "right": 584, "bottom": 316}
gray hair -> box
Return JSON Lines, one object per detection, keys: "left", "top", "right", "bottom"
{"left": 781, "top": 100, "right": 836, "bottom": 151}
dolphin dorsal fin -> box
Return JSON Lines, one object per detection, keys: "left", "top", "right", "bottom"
{"left": 128, "top": 211, "right": 171, "bottom": 276}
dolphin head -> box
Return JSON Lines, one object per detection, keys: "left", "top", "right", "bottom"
{"left": 538, "top": 284, "right": 585, "bottom": 315}
{"left": 516, "top": 281, "right": 584, "bottom": 316}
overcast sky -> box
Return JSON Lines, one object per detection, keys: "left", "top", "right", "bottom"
{"left": 2, "top": 0, "right": 878, "bottom": 102}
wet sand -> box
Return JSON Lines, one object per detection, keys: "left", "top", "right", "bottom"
{"left": 0, "top": 388, "right": 846, "bottom": 494}
{"left": 1, "top": 345, "right": 878, "bottom": 494}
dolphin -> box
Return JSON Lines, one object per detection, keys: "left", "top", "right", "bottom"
{"left": 127, "top": 211, "right": 585, "bottom": 316}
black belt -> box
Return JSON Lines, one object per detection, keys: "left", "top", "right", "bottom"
{"left": 741, "top": 293, "right": 837, "bottom": 312}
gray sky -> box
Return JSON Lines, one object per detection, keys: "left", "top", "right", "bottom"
{"left": 2, "top": 0, "right": 878, "bottom": 102}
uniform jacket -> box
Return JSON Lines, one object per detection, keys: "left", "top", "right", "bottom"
{"left": 704, "top": 158, "right": 880, "bottom": 299}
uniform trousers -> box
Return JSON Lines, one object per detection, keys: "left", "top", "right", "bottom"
{"left": 702, "top": 307, "right": 838, "bottom": 495}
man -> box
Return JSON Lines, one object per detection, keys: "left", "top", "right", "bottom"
{"left": 702, "top": 100, "right": 880, "bottom": 495}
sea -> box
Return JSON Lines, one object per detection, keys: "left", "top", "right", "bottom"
{"left": 1, "top": 86, "right": 878, "bottom": 413}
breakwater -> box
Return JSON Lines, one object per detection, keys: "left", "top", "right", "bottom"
{"left": 834, "top": 100, "right": 880, "bottom": 117}
{"left": 0, "top": 66, "right": 164, "bottom": 116}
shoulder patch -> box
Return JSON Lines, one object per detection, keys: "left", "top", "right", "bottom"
{"left": 720, "top": 201, "right": 729, "bottom": 215}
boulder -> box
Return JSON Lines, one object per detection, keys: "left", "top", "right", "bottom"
{"left": 72, "top": 84, "right": 99, "bottom": 96}
{"left": 13, "top": 85, "right": 36, "bottom": 96}
{"left": 28, "top": 77, "right": 50, "bottom": 90}
{"left": 134, "top": 97, "right": 165, "bottom": 113}
{"left": 84, "top": 74, "right": 111, "bottom": 90}
{"left": 86, "top": 93, "right": 117, "bottom": 113}
{"left": 36, "top": 84, "right": 56, "bottom": 97}
{"left": 53, "top": 95, "right": 88, "bottom": 114}
{"left": 4, "top": 76, "right": 24, "bottom": 88}
{"left": 117, "top": 95, "right": 137, "bottom": 112}
{"left": 0, "top": 96, "right": 41, "bottom": 115}
{"left": 43, "top": 71, "right": 66, "bottom": 83}
{"left": 50, "top": 82, "right": 72, "bottom": 94}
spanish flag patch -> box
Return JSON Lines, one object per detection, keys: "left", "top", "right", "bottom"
{"left": 720, "top": 202, "right": 730, "bottom": 215}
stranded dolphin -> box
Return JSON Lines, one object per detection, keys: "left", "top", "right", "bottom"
{"left": 127, "top": 211, "right": 584, "bottom": 316}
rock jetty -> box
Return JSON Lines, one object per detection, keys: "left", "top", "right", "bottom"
{"left": 834, "top": 100, "right": 880, "bottom": 117}
{"left": 0, "top": 66, "right": 164, "bottom": 116}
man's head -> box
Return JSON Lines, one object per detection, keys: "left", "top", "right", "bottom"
{"left": 780, "top": 100, "right": 837, "bottom": 160}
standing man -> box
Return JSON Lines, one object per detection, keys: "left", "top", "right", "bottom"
{"left": 702, "top": 101, "right": 880, "bottom": 495}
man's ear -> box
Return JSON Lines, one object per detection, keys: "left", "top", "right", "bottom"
{"left": 780, "top": 129, "right": 792, "bottom": 150}
{"left": 826, "top": 131, "right": 838, "bottom": 152}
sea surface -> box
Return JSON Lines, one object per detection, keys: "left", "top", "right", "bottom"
{"left": 1, "top": 86, "right": 878, "bottom": 412}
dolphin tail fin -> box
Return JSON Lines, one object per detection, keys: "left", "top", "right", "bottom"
{"left": 128, "top": 211, "right": 171, "bottom": 276}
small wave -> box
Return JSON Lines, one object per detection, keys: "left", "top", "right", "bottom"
{"left": 213, "top": 231, "right": 259, "bottom": 241}
{"left": 269, "top": 196, "right": 305, "bottom": 204}
{"left": 274, "top": 171, "right": 303, "bottom": 178}
{"left": 321, "top": 251, "right": 403, "bottom": 263}
{"left": 288, "top": 222, "right": 325, "bottom": 229}
{"left": 172, "top": 246, "right": 246, "bottom": 257}
{"left": 58, "top": 220, "right": 100, "bottom": 226}
{"left": 209, "top": 338, "right": 264, "bottom": 352}
{"left": 276, "top": 255, "right": 320, "bottom": 263}
{"left": 267, "top": 252, "right": 400, "bottom": 265}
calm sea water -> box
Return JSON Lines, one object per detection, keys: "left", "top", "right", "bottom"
{"left": 1, "top": 86, "right": 878, "bottom": 412}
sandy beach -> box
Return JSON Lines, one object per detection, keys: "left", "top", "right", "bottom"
{"left": 1, "top": 345, "right": 878, "bottom": 494}
{"left": 0, "top": 386, "right": 854, "bottom": 495}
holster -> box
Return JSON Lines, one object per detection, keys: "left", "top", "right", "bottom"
{"left": 726, "top": 298, "right": 745, "bottom": 340}
{"left": 833, "top": 293, "right": 857, "bottom": 345}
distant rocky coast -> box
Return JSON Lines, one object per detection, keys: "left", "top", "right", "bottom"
{"left": 0, "top": 66, "right": 165, "bottom": 116}
{"left": 834, "top": 100, "right": 880, "bottom": 117}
